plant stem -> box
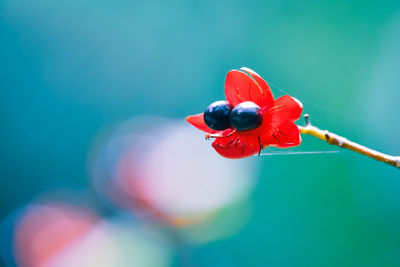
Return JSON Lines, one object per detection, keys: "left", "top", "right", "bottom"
{"left": 298, "top": 115, "right": 400, "bottom": 169}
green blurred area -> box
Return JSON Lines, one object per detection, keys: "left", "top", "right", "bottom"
{"left": 1, "top": 0, "right": 400, "bottom": 266}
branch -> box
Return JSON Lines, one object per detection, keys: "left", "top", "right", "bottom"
{"left": 299, "top": 114, "right": 400, "bottom": 169}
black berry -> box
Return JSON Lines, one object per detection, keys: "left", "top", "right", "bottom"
{"left": 230, "top": 101, "right": 263, "bottom": 131}
{"left": 204, "top": 101, "right": 233, "bottom": 130}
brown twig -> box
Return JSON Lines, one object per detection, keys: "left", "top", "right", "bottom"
{"left": 299, "top": 114, "right": 400, "bottom": 169}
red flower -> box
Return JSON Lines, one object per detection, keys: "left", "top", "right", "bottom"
{"left": 186, "top": 67, "right": 303, "bottom": 159}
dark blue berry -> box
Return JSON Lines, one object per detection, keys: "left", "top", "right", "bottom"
{"left": 204, "top": 101, "right": 233, "bottom": 130}
{"left": 230, "top": 101, "right": 263, "bottom": 131}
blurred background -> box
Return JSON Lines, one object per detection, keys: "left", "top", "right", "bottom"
{"left": 1, "top": 0, "right": 400, "bottom": 266}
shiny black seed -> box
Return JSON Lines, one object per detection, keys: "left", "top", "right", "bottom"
{"left": 230, "top": 101, "right": 263, "bottom": 131}
{"left": 204, "top": 101, "right": 233, "bottom": 130}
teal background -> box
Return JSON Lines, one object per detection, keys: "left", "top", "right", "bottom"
{"left": 1, "top": 0, "right": 400, "bottom": 266}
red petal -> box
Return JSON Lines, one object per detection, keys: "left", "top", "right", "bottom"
{"left": 240, "top": 67, "right": 274, "bottom": 107}
{"left": 263, "top": 121, "right": 301, "bottom": 148}
{"left": 186, "top": 114, "right": 233, "bottom": 137}
{"left": 269, "top": 95, "right": 303, "bottom": 124}
{"left": 212, "top": 134, "right": 262, "bottom": 159}
{"left": 225, "top": 70, "right": 273, "bottom": 108}
{"left": 186, "top": 113, "right": 217, "bottom": 134}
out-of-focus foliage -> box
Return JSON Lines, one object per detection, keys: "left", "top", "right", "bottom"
{"left": 1, "top": 0, "right": 400, "bottom": 266}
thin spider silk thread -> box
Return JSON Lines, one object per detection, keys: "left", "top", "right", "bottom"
{"left": 258, "top": 150, "right": 340, "bottom": 156}
{"left": 266, "top": 80, "right": 381, "bottom": 127}
{"left": 206, "top": 139, "right": 340, "bottom": 156}
{"left": 254, "top": 80, "right": 372, "bottom": 156}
